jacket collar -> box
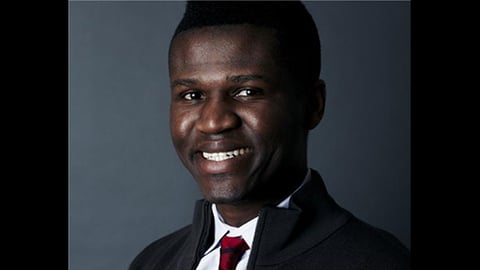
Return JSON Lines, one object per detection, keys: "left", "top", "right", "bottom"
{"left": 249, "top": 169, "right": 351, "bottom": 267}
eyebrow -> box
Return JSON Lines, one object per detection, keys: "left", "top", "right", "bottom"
{"left": 170, "top": 74, "right": 264, "bottom": 88}
{"left": 227, "top": 74, "right": 264, "bottom": 83}
{"left": 171, "top": 79, "right": 198, "bottom": 88}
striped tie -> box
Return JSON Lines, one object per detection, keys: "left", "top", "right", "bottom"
{"left": 219, "top": 235, "right": 250, "bottom": 270}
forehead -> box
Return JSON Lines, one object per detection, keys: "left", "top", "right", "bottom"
{"left": 169, "top": 25, "right": 281, "bottom": 73}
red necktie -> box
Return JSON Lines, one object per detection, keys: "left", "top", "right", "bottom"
{"left": 219, "top": 235, "right": 250, "bottom": 270}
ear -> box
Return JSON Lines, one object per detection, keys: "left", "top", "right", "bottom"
{"left": 305, "top": 79, "right": 326, "bottom": 130}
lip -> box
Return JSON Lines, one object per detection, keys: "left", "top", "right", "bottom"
{"left": 195, "top": 140, "right": 248, "bottom": 154}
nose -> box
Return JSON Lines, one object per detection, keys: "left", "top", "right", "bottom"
{"left": 196, "top": 97, "right": 241, "bottom": 134}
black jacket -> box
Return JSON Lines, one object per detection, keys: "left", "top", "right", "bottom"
{"left": 130, "top": 170, "right": 410, "bottom": 269}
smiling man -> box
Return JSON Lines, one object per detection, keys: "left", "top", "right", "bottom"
{"left": 130, "top": 1, "right": 410, "bottom": 270}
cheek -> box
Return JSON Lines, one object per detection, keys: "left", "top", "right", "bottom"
{"left": 170, "top": 107, "right": 197, "bottom": 148}
{"left": 241, "top": 102, "right": 299, "bottom": 141}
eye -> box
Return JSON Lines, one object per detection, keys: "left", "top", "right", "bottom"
{"left": 235, "top": 88, "right": 263, "bottom": 97}
{"left": 182, "top": 91, "right": 203, "bottom": 100}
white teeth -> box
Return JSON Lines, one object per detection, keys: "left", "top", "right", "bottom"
{"left": 202, "top": 148, "right": 250, "bottom": 162}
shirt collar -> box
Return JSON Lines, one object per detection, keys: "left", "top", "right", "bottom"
{"left": 276, "top": 168, "right": 311, "bottom": 209}
{"left": 211, "top": 205, "right": 258, "bottom": 250}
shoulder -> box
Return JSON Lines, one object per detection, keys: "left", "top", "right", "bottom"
{"left": 129, "top": 225, "right": 193, "bottom": 270}
{"left": 328, "top": 216, "right": 411, "bottom": 269}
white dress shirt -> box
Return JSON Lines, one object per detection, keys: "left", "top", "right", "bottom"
{"left": 195, "top": 169, "right": 311, "bottom": 270}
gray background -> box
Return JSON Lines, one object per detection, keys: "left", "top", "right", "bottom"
{"left": 69, "top": 1, "right": 410, "bottom": 270}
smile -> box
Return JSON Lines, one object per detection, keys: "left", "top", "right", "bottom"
{"left": 201, "top": 147, "right": 251, "bottom": 162}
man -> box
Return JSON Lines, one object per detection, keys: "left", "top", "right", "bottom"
{"left": 130, "top": 1, "right": 410, "bottom": 269}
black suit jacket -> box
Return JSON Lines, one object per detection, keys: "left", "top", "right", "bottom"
{"left": 130, "top": 170, "right": 410, "bottom": 269}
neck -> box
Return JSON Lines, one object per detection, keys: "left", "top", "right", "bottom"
{"left": 215, "top": 202, "right": 263, "bottom": 227}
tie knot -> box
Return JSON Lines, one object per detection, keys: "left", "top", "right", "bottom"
{"left": 219, "top": 236, "right": 249, "bottom": 270}
{"left": 220, "top": 235, "right": 249, "bottom": 251}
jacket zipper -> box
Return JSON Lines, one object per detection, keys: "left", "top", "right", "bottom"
{"left": 190, "top": 202, "right": 212, "bottom": 270}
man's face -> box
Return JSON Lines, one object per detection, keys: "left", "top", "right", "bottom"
{"left": 169, "top": 25, "right": 310, "bottom": 204}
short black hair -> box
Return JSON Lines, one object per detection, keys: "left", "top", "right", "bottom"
{"left": 170, "top": 0, "right": 321, "bottom": 86}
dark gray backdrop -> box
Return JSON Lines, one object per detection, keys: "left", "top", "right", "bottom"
{"left": 69, "top": 1, "right": 410, "bottom": 270}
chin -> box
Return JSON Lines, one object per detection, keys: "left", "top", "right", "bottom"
{"left": 196, "top": 173, "right": 247, "bottom": 203}
{"left": 201, "top": 185, "right": 247, "bottom": 205}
